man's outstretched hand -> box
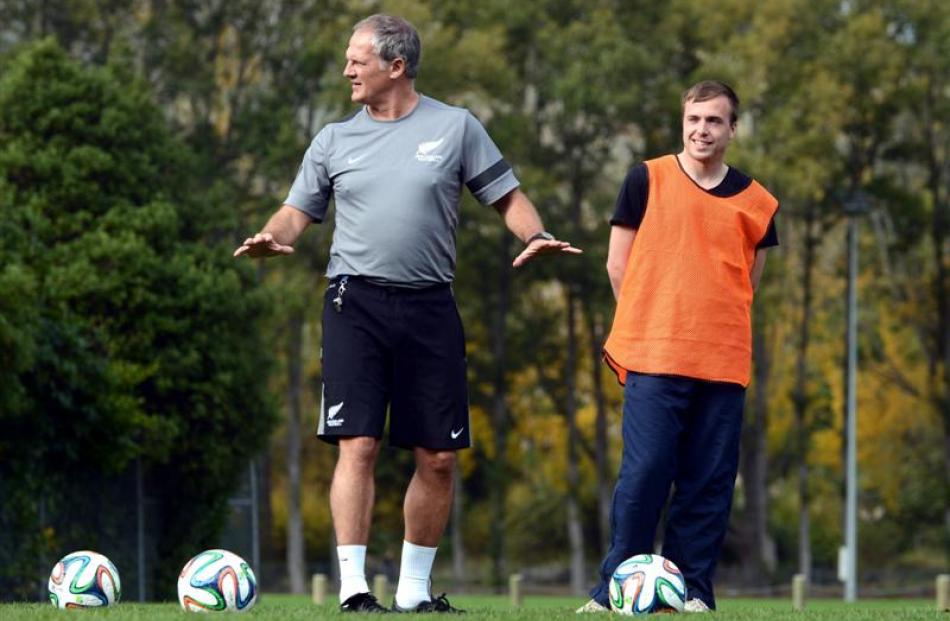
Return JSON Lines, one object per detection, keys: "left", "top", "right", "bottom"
{"left": 512, "top": 237, "right": 582, "bottom": 268}
{"left": 233, "top": 232, "right": 295, "bottom": 258}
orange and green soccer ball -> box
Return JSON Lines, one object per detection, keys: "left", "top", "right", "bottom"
{"left": 48, "top": 550, "right": 121, "bottom": 608}
{"left": 608, "top": 553, "right": 686, "bottom": 614}
{"left": 178, "top": 549, "right": 257, "bottom": 612}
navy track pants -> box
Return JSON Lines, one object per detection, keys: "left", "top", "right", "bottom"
{"left": 589, "top": 372, "right": 745, "bottom": 609}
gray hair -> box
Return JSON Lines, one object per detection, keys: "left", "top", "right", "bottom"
{"left": 353, "top": 14, "right": 421, "bottom": 79}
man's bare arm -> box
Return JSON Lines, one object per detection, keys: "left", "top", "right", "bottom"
{"left": 234, "top": 205, "right": 312, "bottom": 258}
{"left": 493, "top": 189, "right": 582, "bottom": 267}
{"left": 606, "top": 226, "right": 637, "bottom": 300}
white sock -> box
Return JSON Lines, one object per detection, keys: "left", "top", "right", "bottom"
{"left": 395, "top": 541, "right": 438, "bottom": 609}
{"left": 338, "top": 545, "right": 369, "bottom": 602}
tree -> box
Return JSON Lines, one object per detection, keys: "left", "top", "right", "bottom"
{"left": 892, "top": 0, "right": 950, "bottom": 556}
{"left": 0, "top": 40, "right": 276, "bottom": 598}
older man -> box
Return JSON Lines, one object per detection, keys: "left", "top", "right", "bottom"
{"left": 236, "top": 14, "right": 579, "bottom": 614}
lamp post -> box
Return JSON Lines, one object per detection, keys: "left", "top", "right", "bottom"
{"left": 843, "top": 190, "right": 870, "bottom": 602}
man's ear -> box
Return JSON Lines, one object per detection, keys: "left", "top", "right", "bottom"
{"left": 389, "top": 58, "right": 406, "bottom": 79}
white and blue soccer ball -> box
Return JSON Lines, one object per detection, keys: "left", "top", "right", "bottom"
{"left": 608, "top": 553, "right": 687, "bottom": 614}
{"left": 177, "top": 549, "right": 258, "bottom": 612}
{"left": 48, "top": 550, "right": 121, "bottom": 609}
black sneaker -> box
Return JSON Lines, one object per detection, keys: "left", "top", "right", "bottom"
{"left": 392, "top": 593, "right": 464, "bottom": 614}
{"left": 341, "top": 592, "right": 390, "bottom": 613}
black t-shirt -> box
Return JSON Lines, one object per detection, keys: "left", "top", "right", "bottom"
{"left": 611, "top": 162, "right": 779, "bottom": 248}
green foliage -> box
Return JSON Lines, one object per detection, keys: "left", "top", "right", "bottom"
{"left": 0, "top": 40, "right": 275, "bottom": 599}
{"left": 2, "top": 0, "right": 949, "bottom": 594}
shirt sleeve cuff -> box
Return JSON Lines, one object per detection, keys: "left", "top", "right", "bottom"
{"left": 283, "top": 193, "right": 326, "bottom": 223}
{"left": 474, "top": 170, "right": 520, "bottom": 205}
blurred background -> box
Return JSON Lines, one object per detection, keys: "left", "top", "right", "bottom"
{"left": 0, "top": 0, "right": 947, "bottom": 603}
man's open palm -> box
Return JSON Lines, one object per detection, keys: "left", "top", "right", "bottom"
{"left": 512, "top": 238, "right": 582, "bottom": 268}
{"left": 233, "top": 232, "right": 295, "bottom": 258}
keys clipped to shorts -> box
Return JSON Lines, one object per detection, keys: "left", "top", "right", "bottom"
{"left": 332, "top": 276, "right": 349, "bottom": 313}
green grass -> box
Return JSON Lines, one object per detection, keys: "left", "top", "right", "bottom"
{"left": 1, "top": 594, "right": 943, "bottom": 620}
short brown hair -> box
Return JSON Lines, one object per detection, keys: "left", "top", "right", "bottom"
{"left": 682, "top": 80, "right": 739, "bottom": 125}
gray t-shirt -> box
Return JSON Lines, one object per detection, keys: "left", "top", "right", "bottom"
{"left": 285, "top": 95, "right": 520, "bottom": 285}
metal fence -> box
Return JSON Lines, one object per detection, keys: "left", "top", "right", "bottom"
{"left": 22, "top": 460, "right": 260, "bottom": 603}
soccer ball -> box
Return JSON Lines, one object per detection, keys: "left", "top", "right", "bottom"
{"left": 48, "top": 550, "right": 121, "bottom": 608}
{"left": 178, "top": 549, "right": 258, "bottom": 612}
{"left": 608, "top": 554, "right": 686, "bottom": 614}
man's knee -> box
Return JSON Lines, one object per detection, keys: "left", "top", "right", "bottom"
{"left": 338, "top": 436, "right": 381, "bottom": 469}
{"left": 416, "top": 448, "right": 456, "bottom": 480}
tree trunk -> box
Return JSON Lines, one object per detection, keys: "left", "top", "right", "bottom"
{"left": 739, "top": 305, "right": 776, "bottom": 580}
{"left": 451, "top": 461, "right": 465, "bottom": 589}
{"left": 582, "top": 303, "right": 612, "bottom": 556}
{"left": 329, "top": 536, "right": 339, "bottom": 586}
{"left": 566, "top": 288, "right": 586, "bottom": 595}
{"left": 257, "top": 453, "right": 274, "bottom": 566}
{"left": 797, "top": 459, "right": 811, "bottom": 581}
{"left": 592, "top": 313, "right": 611, "bottom": 558}
{"left": 793, "top": 212, "right": 817, "bottom": 581}
{"left": 286, "top": 311, "right": 306, "bottom": 594}
{"left": 923, "top": 81, "right": 950, "bottom": 554}
{"left": 488, "top": 234, "right": 511, "bottom": 592}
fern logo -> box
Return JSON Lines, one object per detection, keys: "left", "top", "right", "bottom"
{"left": 327, "top": 401, "right": 344, "bottom": 427}
{"left": 416, "top": 138, "right": 445, "bottom": 163}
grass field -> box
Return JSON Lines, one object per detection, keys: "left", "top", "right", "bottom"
{"left": 1, "top": 594, "right": 943, "bottom": 620}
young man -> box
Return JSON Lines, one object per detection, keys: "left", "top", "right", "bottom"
{"left": 235, "top": 14, "right": 579, "bottom": 614}
{"left": 578, "top": 81, "right": 778, "bottom": 613}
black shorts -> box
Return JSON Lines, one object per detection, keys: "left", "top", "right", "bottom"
{"left": 317, "top": 276, "right": 471, "bottom": 450}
